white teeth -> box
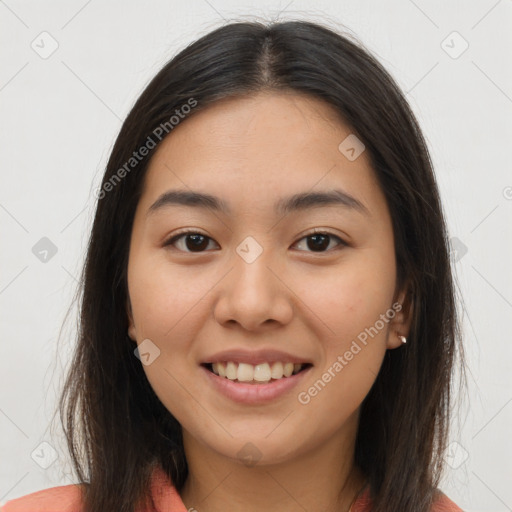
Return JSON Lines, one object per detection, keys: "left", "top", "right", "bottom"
{"left": 283, "top": 362, "right": 294, "bottom": 377}
{"left": 254, "top": 363, "right": 271, "bottom": 382}
{"left": 270, "top": 361, "right": 284, "bottom": 379}
{"left": 237, "top": 363, "right": 254, "bottom": 382}
{"left": 226, "top": 361, "right": 237, "bottom": 380}
{"left": 209, "top": 361, "right": 306, "bottom": 382}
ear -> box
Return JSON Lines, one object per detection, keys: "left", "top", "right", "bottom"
{"left": 126, "top": 297, "right": 137, "bottom": 343}
{"left": 386, "top": 285, "right": 414, "bottom": 350}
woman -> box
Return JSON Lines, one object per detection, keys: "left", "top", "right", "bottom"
{"left": 2, "top": 20, "right": 465, "bottom": 512}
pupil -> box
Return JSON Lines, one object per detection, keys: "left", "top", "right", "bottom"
{"left": 183, "top": 234, "right": 331, "bottom": 252}
{"left": 308, "top": 234, "right": 329, "bottom": 251}
{"left": 186, "top": 234, "right": 208, "bottom": 251}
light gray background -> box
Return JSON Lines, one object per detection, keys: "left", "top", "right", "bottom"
{"left": 1, "top": 1, "right": 511, "bottom": 510}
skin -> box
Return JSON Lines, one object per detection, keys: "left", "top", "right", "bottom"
{"left": 126, "top": 92, "right": 412, "bottom": 512}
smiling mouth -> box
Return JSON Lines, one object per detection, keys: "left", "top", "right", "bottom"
{"left": 202, "top": 361, "right": 313, "bottom": 384}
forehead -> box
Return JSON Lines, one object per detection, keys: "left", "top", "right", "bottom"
{"left": 139, "top": 92, "right": 385, "bottom": 217}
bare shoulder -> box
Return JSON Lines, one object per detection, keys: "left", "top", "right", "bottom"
{"left": 0, "top": 484, "right": 84, "bottom": 512}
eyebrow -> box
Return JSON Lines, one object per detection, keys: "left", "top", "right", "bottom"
{"left": 147, "top": 188, "right": 369, "bottom": 217}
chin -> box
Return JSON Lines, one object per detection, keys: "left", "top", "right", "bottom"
{"left": 201, "top": 431, "right": 309, "bottom": 468}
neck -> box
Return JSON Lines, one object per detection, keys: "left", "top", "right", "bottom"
{"left": 180, "top": 414, "right": 367, "bottom": 512}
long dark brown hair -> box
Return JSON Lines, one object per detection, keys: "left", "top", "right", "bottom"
{"left": 58, "top": 19, "right": 466, "bottom": 512}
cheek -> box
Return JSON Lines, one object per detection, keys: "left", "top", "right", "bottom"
{"left": 293, "top": 251, "right": 396, "bottom": 416}
{"left": 294, "top": 282, "right": 393, "bottom": 428}
{"left": 292, "top": 249, "right": 397, "bottom": 344}
{"left": 128, "top": 256, "right": 214, "bottom": 339}
{"left": 127, "top": 258, "right": 217, "bottom": 407}
{"left": 127, "top": 259, "right": 206, "bottom": 428}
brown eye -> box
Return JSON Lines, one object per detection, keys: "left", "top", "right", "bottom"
{"left": 184, "top": 234, "right": 209, "bottom": 252}
{"left": 293, "top": 232, "right": 346, "bottom": 253}
{"left": 307, "top": 234, "right": 330, "bottom": 251}
{"left": 165, "top": 232, "right": 218, "bottom": 252}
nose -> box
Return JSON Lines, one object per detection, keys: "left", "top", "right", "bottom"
{"left": 212, "top": 247, "right": 294, "bottom": 331}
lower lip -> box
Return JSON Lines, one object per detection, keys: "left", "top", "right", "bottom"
{"left": 201, "top": 365, "right": 312, "bottom": 404}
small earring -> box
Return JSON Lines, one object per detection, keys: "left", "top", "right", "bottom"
{"left": 398, "top": 335, "right": 407, "bottom": 344}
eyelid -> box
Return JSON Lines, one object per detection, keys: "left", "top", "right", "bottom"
{"left": 291, "top": 228, "right": 347, "bottom": 251}
{"left": 163, "top": 228, "right": 218, "bottom": 250}
{"left": 163, "top": 228, "right": 348, "bottom": 253}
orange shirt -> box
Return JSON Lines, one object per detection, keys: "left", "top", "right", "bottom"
{"left": 1, "top": 467, "right": 463, "bottom": 511}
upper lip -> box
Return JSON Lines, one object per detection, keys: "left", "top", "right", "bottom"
{"left": 202, "top": 348, "right": 312, "bottom": 366}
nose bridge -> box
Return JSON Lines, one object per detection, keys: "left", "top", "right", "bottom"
{"left": 231, "top": 234, "right": 279, "bottom": 306}
{"left": 213, "top": 234, "right": 293, "bottom": 329}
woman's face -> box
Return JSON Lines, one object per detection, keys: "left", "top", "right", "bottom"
{"left": 127, "top": 92, "right": 408, "bottom": 465}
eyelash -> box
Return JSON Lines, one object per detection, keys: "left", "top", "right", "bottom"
{"left": 163, "top": 228, "right": 347, "bottom": 254}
